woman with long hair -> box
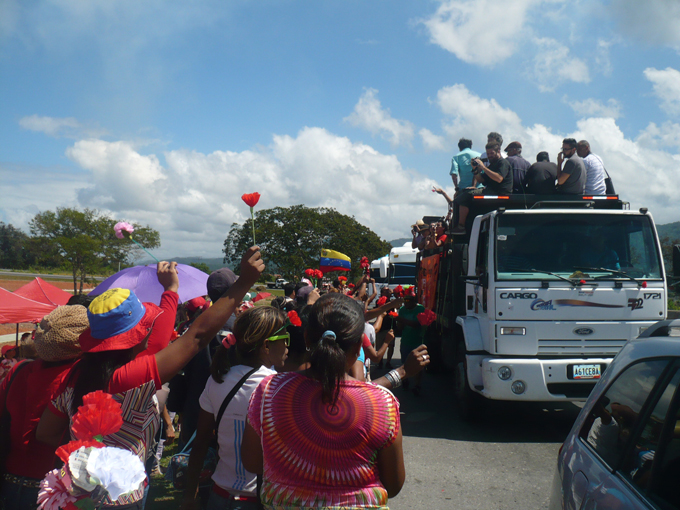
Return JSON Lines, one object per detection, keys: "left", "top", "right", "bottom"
{"left": 180, "top": 306, "right": 289, "bottom": 510}
{"left": 36, "top": 248, "right": 264, "bottom": 509}
{"left": 242, "top": 293, "right": 404, "bottom": 510}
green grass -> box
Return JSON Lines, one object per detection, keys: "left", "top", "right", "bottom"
{"left": 146, "top": 443, "right": 182, "bottom": 510}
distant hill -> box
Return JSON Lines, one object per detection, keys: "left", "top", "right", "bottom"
{"left": 137, "top": 256, "right": 228, "bottom": 271}
{"left": 658, "top": 221, "right": 680, "bottom": 241}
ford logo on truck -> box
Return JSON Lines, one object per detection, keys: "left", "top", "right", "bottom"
{"left": 500, "top": 292, "right": 538, "bottom": 299}
{"left": 573, "top": 327, "right": 594, "bottom": 336}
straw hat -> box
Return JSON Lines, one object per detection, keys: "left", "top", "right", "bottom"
{"left": 34, "top": 305, "right": 89, "bottom": 362}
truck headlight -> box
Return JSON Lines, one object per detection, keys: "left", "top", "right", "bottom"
{"left": 500, "top": 327, "right": 526, "bottom": 335}
{"left": 498, "top": 366, "right": 512, "bottom": 380}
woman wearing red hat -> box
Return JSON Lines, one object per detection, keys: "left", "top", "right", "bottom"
{"left": 37, "top": 247, "right": 265, "bottom": 509}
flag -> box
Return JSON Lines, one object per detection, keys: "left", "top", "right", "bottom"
{"left": 319, "top": 249, "right": 351, "bottom": 273}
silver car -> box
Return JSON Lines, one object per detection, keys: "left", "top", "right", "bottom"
{"left": 550, "top": 319, "right": 680, "bottom": 510}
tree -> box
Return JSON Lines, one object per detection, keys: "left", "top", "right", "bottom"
{"left": 29, "top": 208, "right": 160, "bottom": 294}
{"left": 189, "top": 262, "right": 211, "bottom": 274}
{"left": 223, "top": 205, "right": 392, "bottom": 280}
{"left": 0, "top": 222, "right": 32, "bottom": 269}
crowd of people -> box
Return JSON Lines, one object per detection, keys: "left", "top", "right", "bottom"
{"left": 410, "top": 132, "right": 612, "bottom": 246}
{"left": 0, "top": 246, "right": 431, "bottom": 510}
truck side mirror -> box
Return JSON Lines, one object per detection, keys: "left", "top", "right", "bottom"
{"left": 379, "top": 258, "right": 388, "bottom": 279}
{"left": 674, "top": 245, "right": 680, "bottom": 279}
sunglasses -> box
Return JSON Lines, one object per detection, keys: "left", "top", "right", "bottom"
{"left": 266, "top": 333, "right": 290, "bottom": 347}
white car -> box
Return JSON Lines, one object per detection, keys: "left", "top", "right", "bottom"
{"left": 549, "top": 319, "right": 680, "bottom": 510}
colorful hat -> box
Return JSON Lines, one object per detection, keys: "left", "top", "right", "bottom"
{"left": 79, "top": 288, "right": 163, "bottom": 353}
{"left": 34, "top": 305, "right": 89, "bottom": 362}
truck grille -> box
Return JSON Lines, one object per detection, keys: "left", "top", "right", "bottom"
{"left": 537, "top": 339, "right": 627, "bottom": 356}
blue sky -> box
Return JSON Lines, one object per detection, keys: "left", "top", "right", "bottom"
{"left": 1, "top": 0, "right": 679, "bottom": 259}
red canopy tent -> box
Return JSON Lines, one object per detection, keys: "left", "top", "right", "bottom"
{"left": 0, "top": 287, "right": 59, "bottom": 346}
{"left": 13, "top": 278, "right": 72, "bottom": 306}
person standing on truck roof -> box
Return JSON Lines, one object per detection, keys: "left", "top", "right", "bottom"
{"left": 526, "top": 151, "right": 558, "bottom": 194}
{"left": 504, "top": 141, "right": 531, "bottom": 193}
{"left": 577, "top": 140, "right": 607, "bottom": 195}
{"left": 451, "top": 141, "right": 513, "bottom": 234}
{"left": 556, "top": 138, "right": 586, "bottom": 194}
{"left": 450, "top": 138, "right": 481, "bottom": 194}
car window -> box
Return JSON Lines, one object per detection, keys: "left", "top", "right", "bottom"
{"left": 621, "top": 369, "right": 680, "bottom": 496}
{"left": 580, "top": 359, "right": 670, "bottom": 468}
{"left": 648, "top": 370, "right": 680, "bottom": 510}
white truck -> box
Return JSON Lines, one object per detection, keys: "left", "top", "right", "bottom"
{"left": 418, "top": 195, "right": 668, "bottom": 419}
{"left": 370, "top": 243, "right": 418, "bottom": 292}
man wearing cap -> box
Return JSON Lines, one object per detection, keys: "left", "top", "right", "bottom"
{"left": 450, "top": 138, "right": 481, "bottom": 194}
{"left": 526, "top": 151, "right": 558, "bottom": 194}
{"left": 577, "top": 140, "right": 607, "bottom": 195}
{"left": 505, "top": 141, "right": 531, "bottom": 193}
{"left": 411, "top": 220, "right": 430, "bottom": 250}
{"left": 557, "top": 138, "right": 586, "bottom": 194}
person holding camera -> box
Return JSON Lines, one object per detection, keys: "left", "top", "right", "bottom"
{"left": 451, "top": 141, "right": 513, "bottom": 234}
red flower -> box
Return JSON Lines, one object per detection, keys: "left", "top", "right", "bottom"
{"left": 314, "top": 269, "right": 324, "bottom": 279}
{"left": 304, "top": 268, "right": 315, "bottom": 278}
{"left": 55, "top": 439, "right": 105, "bottom": 464}
{"left": 360, "top": 256, "right": 370, "bottom": 269}
{"left": 388, "top": 310, "right": 398, "bottom": 317}
{"left": 338, "top": 276, "right": 347, "bottom": 282}
{"left": 579, "top": 279, "right": 586, "bottom": 285}
{"left": 348, "top": 283, "right": 355, "bottom": 288}
{"left": 71, "top": 390, "right": 123, "bottom": 441}
{"left": 376, "top": 296, "right": 388, "bottom": 306}
{"left": 404, "top": 286, "right": 416, "bottom": 297}
{"left": 417, "top": 309, "right": 437, "bottom": 327}
{"left": 241, "top": 192, "right": 261, "bottom": 208}
{"left": 393, "top": 285, "right": 404, "bottom": 297}
{"left": 287, "top": 310, "right": 302, "bottom": 327}
{"left": 641, "top": 281, "right": 648, "bottom": 288}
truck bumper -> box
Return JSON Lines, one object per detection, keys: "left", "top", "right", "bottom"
{"left": 471, "top": 355, "right": 614, "bottom": 401}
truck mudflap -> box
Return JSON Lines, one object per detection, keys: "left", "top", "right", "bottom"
{"left": 456, "top": 316, "right": 483, "bottom": 352}
{"left": 468, "top": 356, "right": 615, "bottom": 401}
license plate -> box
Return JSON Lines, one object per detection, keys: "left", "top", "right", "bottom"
{"left": 571, "top": 364, "right": 602, "bottom": 380}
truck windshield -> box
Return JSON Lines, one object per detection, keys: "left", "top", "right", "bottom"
{"left": 495, "top": 213, "right": 662, "bottom": 281}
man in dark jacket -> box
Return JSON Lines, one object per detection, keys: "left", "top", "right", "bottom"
{"left": 504, "top": 141, "right": 531, "bottom": 193}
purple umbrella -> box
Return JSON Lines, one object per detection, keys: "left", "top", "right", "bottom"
{"left": 89, "top": 264, "right": 209, "bottom": 305}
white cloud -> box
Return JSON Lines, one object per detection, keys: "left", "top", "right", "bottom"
{"left": 436, "top": 84, "right": 524, "bottom": 148}
{"left": 530, "top": 38, "right": 590, "bottom": 92}
{"left": 419, "top": 128, "right": 448, "bottom": 151}
{"left": 344, "top": 88, "right": 415, "bottom": 147}
{"left": 419, "top": 0, "right": 539, "bottom": 66}
{"left": 644, "top": 67, "right": 680, "bottom": 116}
{"left": 19, "top": 115, "right": 107, "bottom": 139}
{"left": 567, "top": 98, "right": 622, "bottom": 119}
{"left": 609, "top": 0, "right": 680, "bottom": 48}
{"left": 432, "top": 84, "right": 680, "bottom": 223}
{"left": 54, "top": 127, "right": 444, "bottom": 257}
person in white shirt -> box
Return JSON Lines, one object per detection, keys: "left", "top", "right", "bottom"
{"left": 577, "top": 140, "right": 607, "bottom": 195}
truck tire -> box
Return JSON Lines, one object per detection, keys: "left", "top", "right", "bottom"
{"left": 453, "top": 345, "right": 483, "bottom": 421}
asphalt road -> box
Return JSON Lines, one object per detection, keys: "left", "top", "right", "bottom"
{"left": 379, "top": 349, "right": 582, "bottom": 510}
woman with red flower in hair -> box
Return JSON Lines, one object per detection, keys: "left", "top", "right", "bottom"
{"left": 180, "top": 306, "right": 290, "bottom": 510}
{"left": 37, "top": 248, "right": 265, "bottom": 509}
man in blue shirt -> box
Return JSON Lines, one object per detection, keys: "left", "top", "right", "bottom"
{"left": 450, "top": 138, "right": 481, "bottom": 194}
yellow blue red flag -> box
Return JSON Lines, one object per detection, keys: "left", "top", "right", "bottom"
{"left": 319, "top": 249, "right": 351, "bottom": 273}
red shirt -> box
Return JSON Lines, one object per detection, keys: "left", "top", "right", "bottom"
{"left": 136, "top": 290, "right": 179, "bottom": 358}
{"left": 0, "top": 359, "right": 76, "bottom": 479}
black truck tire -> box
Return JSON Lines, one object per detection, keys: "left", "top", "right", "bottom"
{"left": 453, "top": 344, "right": 484, "bottom": 421}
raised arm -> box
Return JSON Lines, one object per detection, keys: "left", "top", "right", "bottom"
{"left": 154, "top": 247, "right": 265, "bottom": 384}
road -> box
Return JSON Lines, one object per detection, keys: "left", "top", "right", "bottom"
{"left": 378, "top": 348, "right": 581, "bottom": 510}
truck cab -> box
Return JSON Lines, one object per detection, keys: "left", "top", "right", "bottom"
{"left": 418, "top": 196, "right": 667, "bottom": 417}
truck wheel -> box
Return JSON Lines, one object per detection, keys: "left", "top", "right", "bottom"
{"left": 454, "top": 348, "right": 483, "bottom": 421}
